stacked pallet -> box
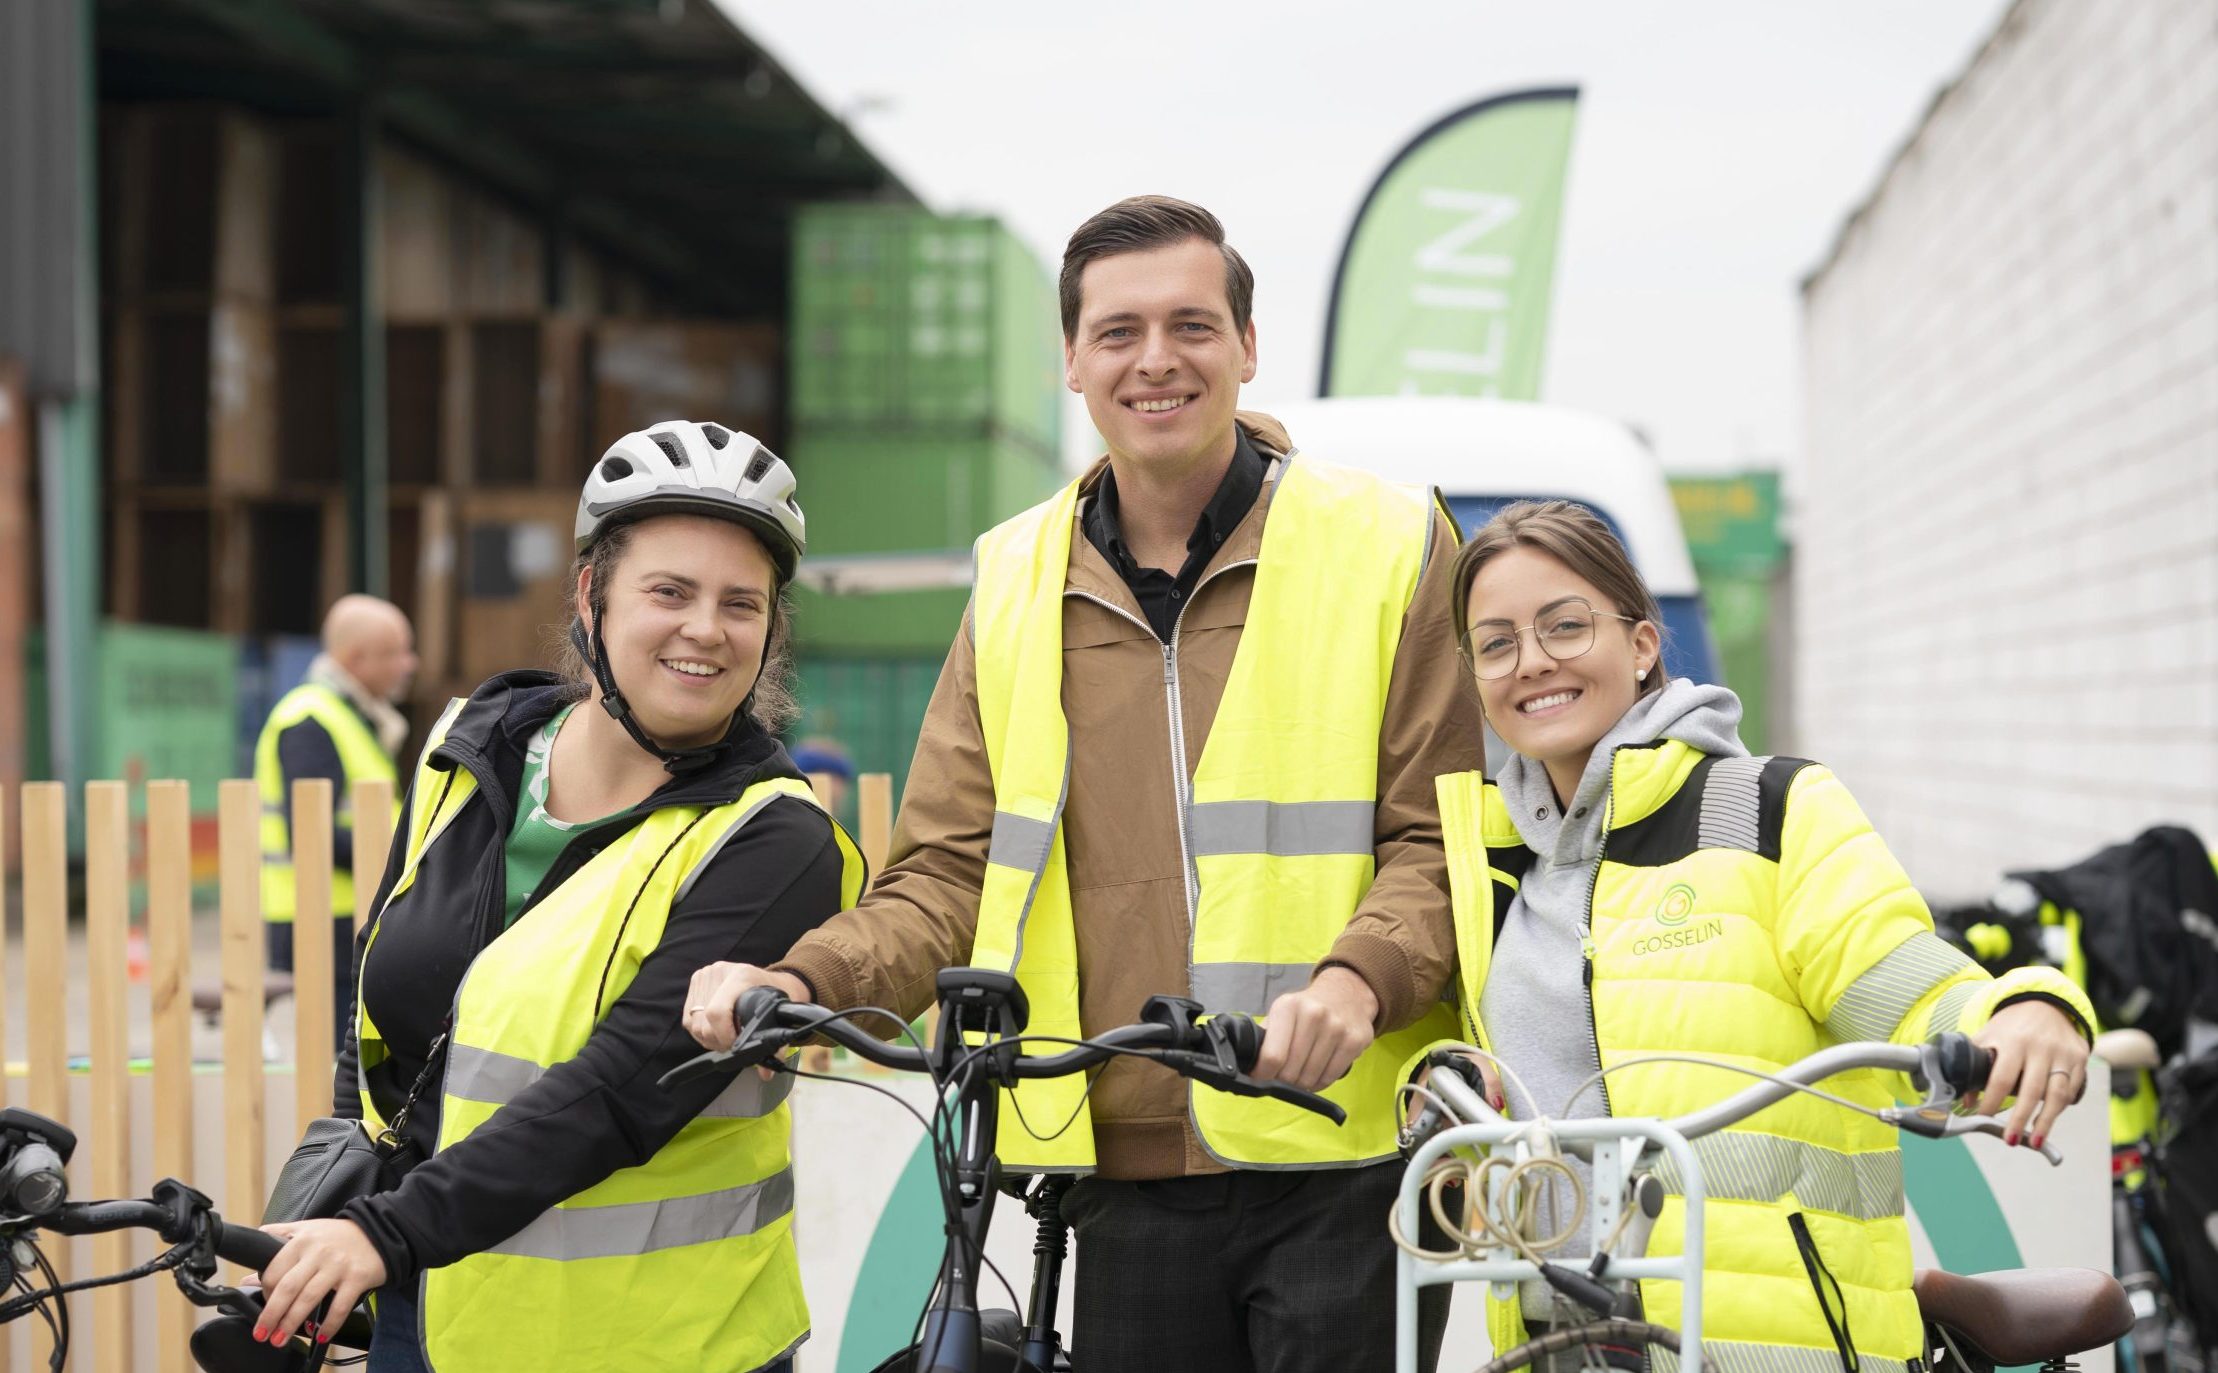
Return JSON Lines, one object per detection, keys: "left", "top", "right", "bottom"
{"left": 99, "top": 101, "right": 790, "bottom": 720}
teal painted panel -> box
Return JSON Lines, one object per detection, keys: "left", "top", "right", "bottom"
{"left": 1901, "top": 1133, "right": 2024, "bottom": 1273}
{"left": 835, "top": 1134, "right": 944, "bottom": 1372}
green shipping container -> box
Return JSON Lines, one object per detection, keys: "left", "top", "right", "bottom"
{"left": 791, "top": 431, "right": 1062, "bottom": 560}
{"left": 791, "top": 205, "right": 1063, "bottom": 450}
{"left": 791, "top": 585, "right": 970, "bottom": 659}
{"left": 792, "top": 654, "right": 948, "bottom": 819}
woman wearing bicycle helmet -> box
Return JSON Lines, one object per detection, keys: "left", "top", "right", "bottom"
{"left": 253, "top": 422, "right": 864, "bottom": 1373}
{"left": 1434, "top": 500, "right": 2092, "bottom": 1371}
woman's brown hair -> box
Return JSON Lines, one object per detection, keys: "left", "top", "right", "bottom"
{"left": 1447, "top": 499, "right": 1669, "bottom": 696}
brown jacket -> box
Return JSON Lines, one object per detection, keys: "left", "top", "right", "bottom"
{"left": 776, "top": 412, "right": 1485, "bottom": 1179}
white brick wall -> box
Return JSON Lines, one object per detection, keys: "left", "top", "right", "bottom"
{"left": 1797, "top": 0, "right": 2218, "bottom": 899}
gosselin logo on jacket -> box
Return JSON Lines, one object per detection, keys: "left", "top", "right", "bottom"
{"left": 1632, "top": 883, "right": 1724, "bottom": 956}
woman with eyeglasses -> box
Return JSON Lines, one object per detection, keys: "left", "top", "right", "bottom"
{"left": 1432, "top": 499, "right": 2094, "bottom": 1371}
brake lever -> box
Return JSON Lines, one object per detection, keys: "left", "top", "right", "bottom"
{"left": 1879, "top": 1105, "right": 2063, "bottom": 1165}
{"left": 1942, "top": 1112, "right": 2064, "bottom": 1165}
{"left": 1155, "top": 1050, "right": 1349, "bottom": 1125}
{"left": 656, "top": 997, "right": 796, "bottom": 1089}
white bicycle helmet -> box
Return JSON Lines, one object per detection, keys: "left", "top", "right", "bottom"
{"left": 576, "top": 421, "right": 805, "bottom": 581}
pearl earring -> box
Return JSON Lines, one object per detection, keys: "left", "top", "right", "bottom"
{"left": 1637, "top": 668, "right": 1648, "bottom": 682}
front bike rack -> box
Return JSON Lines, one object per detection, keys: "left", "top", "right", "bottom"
{"left": 1394, "top": 1073, "right": 1710, "bottom": 1373}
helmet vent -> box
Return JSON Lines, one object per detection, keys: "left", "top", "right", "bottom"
{"left": 651, "top": 433, "right": 689, "bottom": 469}
{"left": 701, "top": 423, "right": 733, "bottom": 449}
{"left": 743, "top": 449, "right": 774, "bottom": 484}
{"left": 599, "top": 456, "right": 633, "bottom": 481}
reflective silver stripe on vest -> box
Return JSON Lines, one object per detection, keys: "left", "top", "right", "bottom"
{"left": 1696, "top": 755, "right": 1767, "bottom": 852}
{"left": 1188, "top": 800, "right": 1373, "bottom": 858}
{"left": 486, "top": 1167, "right": 796, "bottom": 1261}
{"left": 446, "top": 1043, "right": 793, "bottom": 1118}
{"left": 1652, "top": 1342, "right": 1910, "bottom": 1373}
{"left": 1189, "top": 961, "right": 1314, "bottom": 1016}
{"left": 1927, "top": 978, "right": 1984, "bottom": 1038}
{"left": 988, "top": 810, "right": 1057, "bottom": 874}
{"left": 671, "top": 792, "right": 784, "bottom": 907}
{"left": 1644, "top": 1129, "right": 1903, "bottom": 1222}
{"left": 446, "top": 1044, "right": 546, "bottom": 1106}
{"left": 1825, "top": 931, "right": 1977, "bottom": 1044}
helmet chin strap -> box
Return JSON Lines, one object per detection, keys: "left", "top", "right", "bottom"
{"left": 570, "top": 615, "right": 735, "bottom": 776}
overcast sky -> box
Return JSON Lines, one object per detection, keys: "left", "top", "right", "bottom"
{"left": 720, "top": 1, "right": 2013, "bottom": 474}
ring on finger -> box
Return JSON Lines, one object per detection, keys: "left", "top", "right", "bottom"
{"left": 2047, "top": 1067, "right": 2075, "bottom": 1078}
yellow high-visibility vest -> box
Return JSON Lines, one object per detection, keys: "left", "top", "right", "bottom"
{"left": 356, "top": 702, "right": 865, "bottom": 1372}
{"left": 254, "top": 683, "right": 398, "bottom": 923}
{"left": 969, "top": 456, "right": 1460, "bottom": 1170}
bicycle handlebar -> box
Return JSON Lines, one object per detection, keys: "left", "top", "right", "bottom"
{"left": 1419, "top": 1034, "right": 2061, "bottom": 1164}
{"left": 659, "top": 989, "right": 1346, "bottom": 1125}
{"left": 47, "top": 1197, "right": 283, "bottom": 1272}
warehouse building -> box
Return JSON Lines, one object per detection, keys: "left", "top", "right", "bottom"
{"left": 1, "top": 0, "right": 1066, "bottom": 833}
{"left": 1797, "top": 0, "right": 2217, "bottom": 897}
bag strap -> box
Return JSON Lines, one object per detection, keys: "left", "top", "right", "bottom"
{"left": 375, "top": 1020, "right": 450, "bottom": 1153}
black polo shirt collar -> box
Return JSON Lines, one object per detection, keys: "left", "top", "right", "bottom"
{"left": 1082, "top": 426, "right": 1267, "bottom": 642}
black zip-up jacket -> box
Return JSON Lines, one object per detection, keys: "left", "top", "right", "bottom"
{"left": 330, "top": 671, "right": 848, "bottom": 1288}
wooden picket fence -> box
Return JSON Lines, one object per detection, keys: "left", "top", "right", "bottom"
{"left": 0, "top": 770, "right": 894, "bottom": 1373}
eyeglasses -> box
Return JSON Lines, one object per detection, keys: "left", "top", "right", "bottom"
{"left": 1460, "top": 597, "right": 1641, "bottom": 681}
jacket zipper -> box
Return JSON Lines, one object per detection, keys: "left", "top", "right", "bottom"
{"left": 1070, "top": 560, "right": 1256, "bottom": 929}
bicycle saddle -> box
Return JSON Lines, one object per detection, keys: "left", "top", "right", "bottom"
{"left": 1913, "top": 1267, "right": 2133, "bottom": 1365}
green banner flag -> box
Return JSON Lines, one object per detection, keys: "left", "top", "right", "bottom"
{"left": 1320, "top": 88, "right": 1579, "bottom": 400}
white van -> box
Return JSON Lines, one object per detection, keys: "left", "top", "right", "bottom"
{"left": 1267, "top": 395, "right": 1720, "bottom": 686}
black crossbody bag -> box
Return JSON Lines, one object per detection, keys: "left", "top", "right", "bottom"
{"left": 263, "top": 1029, "right": 448, "bottom": 1224}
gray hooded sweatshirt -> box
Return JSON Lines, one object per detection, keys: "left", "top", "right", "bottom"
{"left": 1475, "top": 679, "right": 1747, "bottom": 1291}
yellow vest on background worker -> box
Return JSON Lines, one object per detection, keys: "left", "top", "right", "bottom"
{"left": 255, "top": 682, "right": 399, "bottom": 922}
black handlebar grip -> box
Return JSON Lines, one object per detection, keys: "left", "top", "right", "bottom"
{"left": 1216, "top": 1014, "right": 1263, "bottom": 1072}
{"left": 735, "top": 984, "right": 790, "bottom": 1026}
{"left": 214, "top": 1220, "right": 286, "bottom": 1271}
{"left": 1933, "top": 1032, "right": 1994, "bottom": 1096}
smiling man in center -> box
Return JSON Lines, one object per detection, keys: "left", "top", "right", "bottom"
{"left": 688, "top": 195, "right": 1481, "bottom": 1370}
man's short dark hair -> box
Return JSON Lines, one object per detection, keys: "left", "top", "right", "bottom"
{"left": 1059, "top": 195, "right": 1255, "bottom": 340}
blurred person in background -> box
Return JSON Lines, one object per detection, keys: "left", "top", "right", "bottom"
{"left": 252, "top": 424, "right": 863, "bottom": 1373}
{"left": 255, "top": 594, "right": 415, "bottom": 1043}
{"left": 789, "top": 735, "right": 856, "bottom": 817}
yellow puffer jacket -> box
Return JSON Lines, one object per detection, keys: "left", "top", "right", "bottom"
{"left": 1437, "top": 741, "right": 2093, "bottom": 1372}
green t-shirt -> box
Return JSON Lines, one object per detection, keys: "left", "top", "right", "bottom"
{"left": 505, "top": 705, "right": 620, "bottom": 928}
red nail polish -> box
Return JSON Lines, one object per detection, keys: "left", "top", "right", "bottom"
{"left": 2031, "top": 1135, "right": 2045, "bottom": 1150}
{"left": 2004, "top": 1131, "right": 2019, "bottom": 1147}
{"left": 252, "top": 1328, "right": 266, "bottom": 1342}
